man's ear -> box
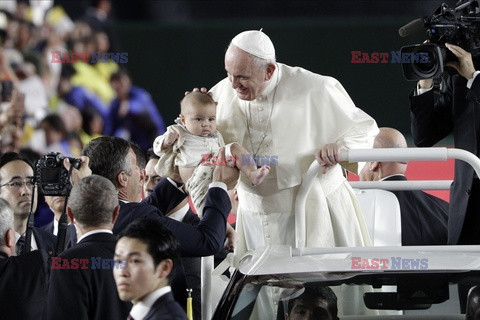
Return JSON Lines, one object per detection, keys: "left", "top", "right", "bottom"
{"left": 370, "top": 161, "right": 380, "bottom": 172}
{"left": 156, "top": 259, "right": 173, "bottom": 279}
{"left": 117, "top": 172, "right": 128, "bottom": 187}
{"left": 66, "top": 207, "right": 75, "bottom": 224}
{"left": 5, "top": 228, "right": 15, "bottom": 251}
{"left": 111, "top": 205, "right": 120, "bottom": 225}
{"left": 265, "top": 63, "right": 276, "bottom": 81}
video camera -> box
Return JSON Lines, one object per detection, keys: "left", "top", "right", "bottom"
{"left": 399, "top": 0, "right": 480, "bottom": 80}
{"left": 35, "top": 152, "right": 81, "bottom": 196}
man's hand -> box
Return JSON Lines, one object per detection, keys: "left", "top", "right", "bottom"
{"left": 446, "top": 43, "right": 476, "bottom": 80}
{"left": 212, "top": 148, "right": 239, "bottom": 189}
{"left": 315, "top": 143, "right": 346, "bottom": 174}
{"left": 225, "top": 223, "right": 238, "bottom": 251}
{"left": 64, "top": 156, "right": 92, "bottom": 185}
{"left": 184, "top": 87, "right": 212, "bottom": 97}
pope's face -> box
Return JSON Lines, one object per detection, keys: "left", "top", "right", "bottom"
{"left": 224, "top": 45, "right": 271, "bottom": 101}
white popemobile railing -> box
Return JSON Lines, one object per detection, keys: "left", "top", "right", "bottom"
{"left": 295, "top": 147, "right": 480, "bottom": 250}
{"left": 204, "top": 147, "right": 480, "bottom": 319}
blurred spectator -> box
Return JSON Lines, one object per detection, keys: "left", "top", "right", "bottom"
{"left": 79, "top": 0, "right": 119, "bottom": 52}
{"left": 109, "top": 69, "right": 166, "bottom": 152}
{"left": 57, "top": 63, "right": 111, "bottom": 135}
{"left": 39, "top": 113, "right": 76, "bottom": 157}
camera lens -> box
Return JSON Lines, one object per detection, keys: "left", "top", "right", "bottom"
{"left": 410, "top": 45, "right": 444, "bottom": 79}
{"left": 45, "top": 156, "right": 56, "bottom": 167}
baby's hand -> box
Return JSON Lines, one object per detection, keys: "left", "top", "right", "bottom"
{"left": 162, "top": 126, "right": 181, "bottom": 150}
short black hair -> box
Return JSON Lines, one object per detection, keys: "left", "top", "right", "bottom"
{"left": 0, "top": 152, "right": 34, "bottom": 171}
{"left": 284, "top": 286, "right": 338, "bottom": 320}
{"left": 130, "top": 142, "right": 146, "bottom": 169}
{"left": 117, "top": 219, "right": 180, "bottom": 281}
{"left": 82, "top": 136, "right": 131, "bottom": 187}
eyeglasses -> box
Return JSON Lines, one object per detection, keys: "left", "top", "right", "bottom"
{"left": 0, "top": 178, "right": 35, "bottom": 190}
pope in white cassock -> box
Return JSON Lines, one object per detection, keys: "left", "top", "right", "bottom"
{"left": 207, "top": 30, "right": 379, "bottom": 264}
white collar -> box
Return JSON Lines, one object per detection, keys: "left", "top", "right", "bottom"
{"left": 380, "top": 174, "right": 406, "bottom": 181}
{"left": 129, "top": 286, "right": 171, "bottom": 320}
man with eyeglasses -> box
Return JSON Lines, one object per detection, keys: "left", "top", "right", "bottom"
{"left": 0, "top": 152, "right": 56, "bottom": 256}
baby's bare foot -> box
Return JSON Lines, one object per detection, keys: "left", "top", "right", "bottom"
{"left": 250, "top": 165, "right": 270, "bottom": 186}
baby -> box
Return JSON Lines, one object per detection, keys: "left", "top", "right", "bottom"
{"left": 153, "top": 91, "right": 270, "bottom": 216}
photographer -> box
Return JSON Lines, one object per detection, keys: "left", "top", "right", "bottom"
{"left": 410, "top": 42, "right": 480, "bottom": 245}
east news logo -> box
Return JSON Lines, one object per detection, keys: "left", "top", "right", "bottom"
{"left": 351, "top": 256, "right": 429, "bottom": 270}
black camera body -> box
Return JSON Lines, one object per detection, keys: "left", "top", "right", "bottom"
{"left": 401, "top": 0, "right": 480, "bottom": 80}
{"left": 35, "top": 152, "right": 81, "bottom": 196}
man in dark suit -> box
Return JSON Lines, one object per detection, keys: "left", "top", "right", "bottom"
{"left": 82, "top": 136, "right": 234, "bottom": 257}
{"left": 40, "top": 195, "right": 77, "bottom": 248}
{"left": 114, "top": 218, "right": 188, "bottom": 320}
{"left": 47, "top": 174, "right": 131, "bottom": 320}
{"left": 0, "top": 197, "right": 50, "bottom": 320}
{"left": 0, "top": 152, "right": 56, "bottom": 255}
{"left": 410, "top": 43, "right": 480, "bottom": 245}
{"left": 359, "top": 127, "right": 449, "bottom": 246}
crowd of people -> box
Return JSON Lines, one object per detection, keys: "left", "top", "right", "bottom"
{"left": 0, "top": 0, "right": 480, "bottom": 319}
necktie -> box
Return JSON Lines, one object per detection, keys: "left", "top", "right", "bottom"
{"left": 16, "top": 235, "right": 25, "bottom": 255}
{"left": 127, "top": 315, "right": 135, "bottom": 320}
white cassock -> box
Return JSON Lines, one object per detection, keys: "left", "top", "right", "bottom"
{"left": 210, "top": 63, "right": 379, "bottom": 265}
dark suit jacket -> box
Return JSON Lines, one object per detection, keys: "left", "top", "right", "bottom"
{"left": 39, "top": 221, "right": 77, "bottom": 250}
{"left": 47, "top": 232, "right": 131, "bottom": 320}
{"left": 385, "top": 175, "right": 448, "bottom": 245}
{"left": 410, "top": 74, "right": 480, "bottom": 244}
{"left": 143, "top": 291, "right": 188, "bottom": 320}
{"left": 0, "top": 250, "right": 50, "bottom": 320}
{"left": 114, "top": 179, "right": 231, "bottom": 257}
{"left": 32, "top": 227, "right": 56, "bottom": 255}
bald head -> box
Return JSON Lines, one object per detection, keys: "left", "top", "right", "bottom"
{"left": 374, "top": 127, "right": 408, "bottom": 149}
{"left": 359, "top": 127, "right": 408, "bottom": 181}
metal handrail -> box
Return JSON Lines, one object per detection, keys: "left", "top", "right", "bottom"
{"left": 294, "top": 147, "right": 480, "bottom": 250}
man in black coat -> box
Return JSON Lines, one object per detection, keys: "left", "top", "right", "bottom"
{"left": 0, "top": 152, "right": 56, "bottom": 255}
{"left": 359, "top": 127, "right": 448, "bottom": 246}
{"left": 0, "top": 197, "right": 50, "bottom": 320}
{"left": 82, "top": 136, "right": 234, "bottom": 257}
{"left": 114, "top": 218, "right": 188, "bottom": 320}
{"left": 47, "top": 174, "right": 131, "bottom": 320}
{"left": 39, "top": 195, "right": 77, "bottom": 248}
{"left": 410, "top": 43, "right": 480, "bottom": 245}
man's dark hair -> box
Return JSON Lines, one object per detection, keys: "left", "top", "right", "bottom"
{"left": 286, "top": 286, "right": 338, "bottom": 320}
{"left": 130, "top": 142, "right": 146, "bottom": 170}
{"left": 82, "top": 136, "right": 132, "bottom": 187}
{"left": 0, "top": 152, "right": 34, "bottom": 171}
{"left": 68, "top": 174, "right": 118, "bottom": 227}
{"left": 118, "top": 218, "right": 180, "bottom": 281}
{"left": 146, "top": 147, "right": 159, "bottom": 162}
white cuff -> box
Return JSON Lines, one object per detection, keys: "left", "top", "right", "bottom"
{"left": 467, "top": 71, "right": 480, "bottom": 89}
{"left": 416, "top": 82, "right": 433, "bottom": 95}
{"left": 209, "top": 182, "right": 227, "bottom": 192}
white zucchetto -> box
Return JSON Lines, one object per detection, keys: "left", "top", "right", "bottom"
{"left": 231, "top": 30, "right": 276, "bottom": 60}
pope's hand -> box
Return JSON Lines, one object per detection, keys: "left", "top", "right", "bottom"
{"left": 315, "top": 143, "right": 345, "bottom": 174}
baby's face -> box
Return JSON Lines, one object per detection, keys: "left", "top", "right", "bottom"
{"left": 181, "top": 102, "right": 217, "bottom": 136}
